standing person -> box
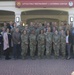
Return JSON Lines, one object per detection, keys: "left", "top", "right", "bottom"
{"left": 3, "top": 22, "right": 7, "bottom": 29}
{"left": 46, "top": 27, "right": 53, "bottom": 58}
{"left": 21, "top": 30, "right": 28, "bottom": 59}
{"left": 7, "top": 21, "right": 13, "bottom": 30}
{"left": 11, "top": 22, "right": 17, "bottom": 34}
{"left": 53, "top": 30, "right": 60, "bottom": 58}
{"left": 29, "top": 30, "right": 37, "bottom": 59}
{"left": 12, "top": 28, "right": 21, "bottom": 59}
{"left": 3, "top": 28, "right": 11, "bottom": 60}
{"left": 28, "top": 22, "right": 35, "bottom": 35}
{"left": 37, "top": 29, "right": 45, "bottom": 58}
{"left": 24, "top": 25, "right": 30, "bottom": 36}
{"left": 17, "top": 21, "right": 25, "bottom": 34}
{"left": 60, "top": 29, "right": 66, "bottom": 58}
{"left": 66, "top": 29, "right": 71, "bottom": 60}
{"left": 7, "top": 28, "right": 12, "bottom": 56}
{"left": 70, "top": 27, "right": 74, "bottom": 57}
{"left": 0, "top": 31, "right": 3, "bottom": 58}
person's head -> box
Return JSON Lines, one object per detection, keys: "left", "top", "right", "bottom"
{"left": 2, "top": 27, "right": 7, "bottom": 32}
{"left": 61, "top": 29, "right": 65, "bottom": 35}
{"left": 31, "top": 30, "right": 35, "bottom": 34}
{"left": 4, "top": 22, "right": 7, "bottom": 26}
{"left": 55, "top": 30, "right": 58, "bottom": 35}
{"left": 61, "top": 22, "right": 64, "bottom": 26}
{"left": 44, "top": 28, "right": 46, "bottom": 33}
{"left": 44, "top": 21, "right": 47, "bottom": 26}
{"left": 53, "top": 27, "right": 56, "bottom": 32}
{"left": 20, "top": 21, "right": 23, "bottom": 26}
{"left": 30, "top": 22, "right": 34, "bottom": 26}
{"left": 13, "top": 22, "right": 16, "bottom": 27}
{"left": 15, "top": 28, "right": 19, "bottom": 33}
{"left": 40, "top": 29, "right": 44, "bottom": 34}
{"left": 25, "top": 25, "right": 28, "bottom": 30}
{"left": 66, "top": 29, "right": 70, "bottom": 35}
{"left": 46, "top": 23, "right": 50, "bottom": 27}
{"left": 7, "top": 28, "right": 10, "bottom": 33}
{"left": 38, "top": 23, "right": 42, "bottom": 27}
{"left": 9, "top": 21, "right": 13, "bottom": 25}
{"left": 47, "top": 27, "right": 51, "bottom": 32}
{"left": 23, "top": 30, "right": 27, "bottom": 35}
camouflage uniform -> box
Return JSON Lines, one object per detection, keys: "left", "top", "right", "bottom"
{"left": 37, "top": 33, "right": 45, "bottom": 58}
{"left": 17, "top": 25, "right": 25, "bottom": 34}
{"left": 29, "top": 34, "right": 37, "bottom": 58}
{"left": 21, "top": 34, "right": 28, "bottom": 59}
{"left": 46, "top": 32, "right": 53, "bottom": 57}
{"left": 28, "top": 26, "right": 35, "bottom": 35}
{"left": 53, "top": 34, "right": 60, "bottom": 57}
{"left": 60, "top": 34, "right": 66, "bottom": 57}
{"left": 36, "top": 26, "right": 44, "bottom": 36}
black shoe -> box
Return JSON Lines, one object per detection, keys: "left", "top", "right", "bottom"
{"left": 5, "top": 57, "right": 11, "bottom": 60}
{"left": 67, "top": 57, "right": 71, "bottom": 60}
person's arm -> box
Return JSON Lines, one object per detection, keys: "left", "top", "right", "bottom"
{"left": 4, "top": 33, "right": 9, "bottom": 45}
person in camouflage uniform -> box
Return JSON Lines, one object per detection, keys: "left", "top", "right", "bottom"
{"left": 53, "top": 30, "right": 60, "bottom": 58}
{"left": 36, "top": 23, "right": 44, "bottom": 36}
{"left": 21, "top": 30, "right": 28, "bottom": 59}
{"left": 60, "top": 29, "right": 66, "bottom": 58}
{"left": 17, "top": 21, "right": 25, "bottom": 34}
{"left": 37, "top": 29, "right": 45, "bottom": 58}
{"left": 29, "top": 30, "right": 37, "bottom": 59}
{"left": 28, "top": 22, "right": 35, "bottom": 35}
{"left": 46, "top": 27, "right": 53, "bottom": 58}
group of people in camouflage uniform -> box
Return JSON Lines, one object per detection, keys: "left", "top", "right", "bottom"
{"left": 17, "top": 21, "right": 73, "bottom": 60}
{"left": 0, "top": 21, "right": 74, "bottom": 60}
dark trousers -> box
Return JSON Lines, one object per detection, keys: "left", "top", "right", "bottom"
{"left": 13, "top": 44, "right": 21, "bottom": 59}
{"left": 4, "top": 48, "right": 10, "bottom": 59}
{"left": 66, "top": 43, "right": 71, "bottom": 57}
{"left": 0, "top": 45, "right": 3, "bottom": 57}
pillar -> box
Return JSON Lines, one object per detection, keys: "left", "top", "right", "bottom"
{"left": 15, "top": 12, "right": 21, "bottom": 26}
{"left": 68, "top": 11, "right": 74, "bottom": 27}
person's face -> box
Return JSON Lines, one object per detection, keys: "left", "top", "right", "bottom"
{"left": 61, "top": 30, "right": 64, "bottom": 34}
{"left": 24, "top": 30, "right": 26, "bottom": 34}
{"left": 10, "top": 21, "right": 13, "bottom": 25}
{"left": 20, "top": 22, "right": 23, "bottom": 26}
{"left": 55, "top": 30, "right": 58, "bottom": 35}
{"left": 14, "top": 23, "right": 16, "bottom": 27}
{"left": 41, "top": 30, "right": 44, "bottom": 34}
{"left": 25, "top": 26, "right": 28, "bottom": 30}
{"left": 31, "top": 30, "right": 35, "bottom": 34}
{"left": 2, "top": 28, "right": 5, "bottom": 32}
{"left": 16, "top": 28, "right": 19, "bottom": 32}
{"left": 67, "top": 30, "right": 69, "bottom": 35}
{"left": 30, "top": 22, "right": 33, "bottom": 26}
{"left": 61, "top": 22, "right": 64, "bottom": 26}
{"left": 44, "top": 21, "right": 47, "bottom": 25}
{"left": 7, "top": 29, "right": 9, "bottom": 32}
{"left": 4, "top": 23, "right": 7, "bottom": 26}
{"left": 47, "top": 28, "right": 51, "bottom": 32}
{"left": 47, "top": 23, "right": 50, "bottom": 27}
{"left": 54, "top": 22, "right": 57, "bottom": 27}
{"left": 39, "top": 23, "right": 42, "bottom": 27}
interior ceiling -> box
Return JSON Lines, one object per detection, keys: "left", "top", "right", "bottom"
{"left": 22, "top": 10, "right": 68, "bottom": 15}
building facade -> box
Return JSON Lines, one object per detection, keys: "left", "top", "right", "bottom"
{"left": 0, "top": 0, "right": 74, "bottom": 26}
